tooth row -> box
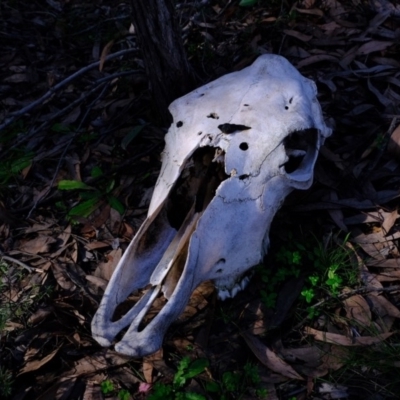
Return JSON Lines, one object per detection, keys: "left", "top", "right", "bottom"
{"left": 217, "top": 275, "right": 251, "bottom": 301}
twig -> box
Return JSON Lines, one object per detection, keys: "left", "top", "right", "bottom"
{"left": 0, "top": 47, "right": 137, "bottom": 132}
{"left": 0, "top": 253, "right": 33, "bottom": 273}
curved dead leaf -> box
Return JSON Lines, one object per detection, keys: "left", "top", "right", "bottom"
{"left": 305, "top": 326, "right": 394, "bottom": 345}
{"left": 343, "top": 294, "right": 372, "bottom": 327}
{"left": 242, "top": 332, "right": 304, "bottom": 380}
{"left": 356, "top": 40, "right": 393, "bottom": 55}
{"left": 18, "top": 346, "right": 61, "bottom": 376}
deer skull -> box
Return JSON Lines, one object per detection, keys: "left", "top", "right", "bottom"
{"left": 91, "top": 54, "right": 332, "bottom": 357}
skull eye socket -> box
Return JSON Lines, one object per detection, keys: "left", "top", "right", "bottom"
{"left": 282, "top": 128, "right": 318, "bottom": 174}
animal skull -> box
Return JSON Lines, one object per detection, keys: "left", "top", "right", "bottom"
{"left": 91, "top": 54, "right": 332, "bottom": 357}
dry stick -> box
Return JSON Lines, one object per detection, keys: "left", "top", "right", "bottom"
{"left": 0, "top": 253, "right": 33, "bottom": 273}
{"left": 291, "top": 284, "right": 400, "bottom": 333}
{"left": 0, "top": 47, "right": 137, "bottom": 132}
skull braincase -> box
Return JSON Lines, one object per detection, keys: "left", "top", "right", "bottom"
{"left": 91, "top": 54, "right": 332, "bottom": 357}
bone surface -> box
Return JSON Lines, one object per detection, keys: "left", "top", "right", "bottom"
{"left": 91, "top": 54, "right": 332, "bottom": 357}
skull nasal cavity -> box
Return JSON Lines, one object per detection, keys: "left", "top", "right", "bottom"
{"left": 239, "top": 142, "right": 249, "bottom": 151}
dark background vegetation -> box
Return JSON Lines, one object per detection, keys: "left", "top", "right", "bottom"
{"left": 0, "top": 0, "right": 400, "bottom": 399}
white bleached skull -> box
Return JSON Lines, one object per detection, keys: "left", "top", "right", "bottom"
{"left": 92, "top": 54, "right": 332, "bottom": 357}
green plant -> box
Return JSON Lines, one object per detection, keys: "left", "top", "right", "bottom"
{"left": 257, "top": 249, "right": 301, "bottom": 308}
{"left": 101, "top": 379, "right": 114, "bottom": 394}
{"left": 204, "top": 362, "right": 268, "bottom": 399}
{"left": 100, "top": 379, "right": 131, "bottom": 399}
{"left": 148, "top": 356, "right": 209, "bottom": 400}
{"left": 58, "top": 167, "right": 125, "bottom": 220}
{"left": 0, "top": 149, "right": 33, "bottom": 186}
{"left": 0, "top": 367, "right": 13, "bottom": 398}
{"left": 258, "top": 233, "right": 356, "bottom": 314}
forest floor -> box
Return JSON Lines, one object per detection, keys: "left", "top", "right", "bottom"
{"left": 1, "top": 0, "right": 400, "bottom": 399}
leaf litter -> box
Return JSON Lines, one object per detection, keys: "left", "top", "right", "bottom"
{"left": 1, "top": 0, "right": 400, "bottom": 398}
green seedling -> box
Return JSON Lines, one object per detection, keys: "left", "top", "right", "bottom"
{"left": 101, "top": 379, "right": 114, "bottom": 394}
{"left": 258, "top": 233, "right": 356, "bottom": 314}
{"left": 58, "top": 166, "right": 125, "bottom": 220}
{"left": 0, "top": 149, "right": 33, "bottom": 185}
{"left": 149, "top": 356, "right": 209, "bottom": 400}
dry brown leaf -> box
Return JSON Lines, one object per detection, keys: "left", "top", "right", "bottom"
{"left": 295, "top": 7, "right": 324, "bottom": 16}
{"left": 18, "top": 347, "right": 61, "bottom": 375}
{"left": 4, "top": 73, "right": 30, "bottom": 83}
{"left": 356, "top": 40, "right": 393, "bottom": 55}
{"left": 82, "top": 382, "right": 103, "bottom": 400}
{"left": 94, "top": 248, "right": 122, "bottom": 281}
{"left": 297, "top": 55, "right": 338, "bottom": 68}
{"left": 343, "top": 295, "right": 372, "bottom": 328}
{"left": 99, "top": 40, "right": 115, "bottom": 72}
{"left": 242, "top": 332, "right": 304, "bottom": 380}
{"left": 36, "top": 377, "right": 78, "bottom": 400}
{"left": 367, "top": 259, "right": 400, "bottom": 268}
{"left": 305, "top": 326, "right": 394, "bottom": 345}
{"left": 52, "top": 262, "right": 76, "bottom": 291}
{"left": 387, "top": 124, "right": 400, "bottom": 158}
{"left": 27, "top": 306, "right": 54, "bottom": 325}
{"left": 63, "top": 350, "right": 130, "bottom": 378}
{"left": 19, "top": 235, "right": 57, "bottom": 254}
{"left": 86, "top": 274, "right": 108, "bottom": 290}
{"left": 283, "top": 29, "right": 313, "bottom": 42}
{"left": 367, "top": 294, "right": 400, "bottom": 330}
{"left": 317, "top": 345, "right": 348, "bottom": 374}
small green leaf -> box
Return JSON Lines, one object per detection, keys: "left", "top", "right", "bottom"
{"left": 68, "top": 197, "right": 100, "bottom": 218}
{"left": 204, "top": 381, "right": 220, "bottom": 393}
{"left": 121, "top": 125, "right": 147, "bottom": 150}
{"left": 118, "top": 389, "right": 131, "bottom": 400}
{"left": 91, "top": 166, "right": 103, "bottom": 178}
{"left": 101, "top": 380, "right": 114, "bottom": 394}
{"left": 108, "top": 195, "right": 125, "bottom": 214}
{"left": 239, "top": 0, "right": 257, "bottom": 6}
{"left": 106, "top": 179, "right": 115, "bottom": 193}
{"left": 58, "top": 180, "right": 94, "bottom": 191}
{"left": 182, "top": 358, "right": 209, "bottom": 379}
{"left": 181, "top": 393, "right": 206, "bottom": 400}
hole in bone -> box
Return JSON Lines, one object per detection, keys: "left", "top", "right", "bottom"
{"left": 218, "top": 123, "right": 251, "bottom": 134}
{"left": 239, "top": 174, "right": 249, "bottom": 180}
{"left": 239, "top": 142, "right": 249, "bottom": 151}
{"left": 207, "top": 112, "right": 219, "bottom": 119}
{"left": 176, "top": 121, "right": 183, "bottom": 127}
{"left": 282, "top": 128, "right": 318, "bottom": 173}
{"left": 285, "top": 106, "right": 289, "bottom": 110}
{"left": 166, "top": 146, "right": 227, "bottom": 229}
